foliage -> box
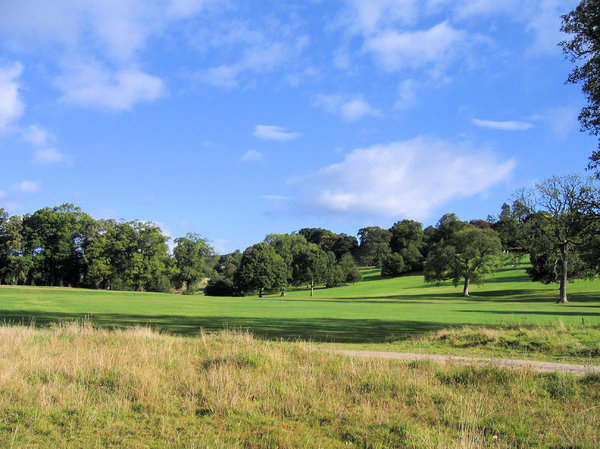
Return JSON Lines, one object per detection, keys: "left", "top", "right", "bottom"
{"left": 0, "top": 209, "right": 25, "bottom": 285}
{"left": 356, "top": 226, "right": 391, "bottom": 266}
{"left": 424, "top": 225, "right": 503, "bottom": 296}
{"left": 522, "top": 174, "right": 599, "bottom": 302}
{"left": 291, "top": 243, "right": 330, "bottom": 296}
{"left": 21, "top": 204, "right": 95, "bottom": 287}
{"left": 381, "top": 253, "right": 405, "bottom": 277}
{"left": 204, "top": 274, "right": 237, "bottom": 296}
{"left": 172, "top": 233, "right": 214, "bottom": 293}
{"left": 234, "top": 242, "right": 287, "bottom": 297}
{"left": 561, "top": 0, "right": 600, "bottom": 170}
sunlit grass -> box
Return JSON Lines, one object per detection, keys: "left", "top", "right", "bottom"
{"left": 0, "top": 324, "right": 598, "bottom": 449}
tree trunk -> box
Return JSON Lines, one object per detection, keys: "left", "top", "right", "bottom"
{"left": 462, "top": 277, "right": 470, "bottom": 297}
{"left": 310, "top": 279, "right": 314, "bottom": 297}
{"left": 558, "top": 247, "right": 569, "bottom": 304}
{"left": 259, "top": 288, "right": 263, "bottom": 298}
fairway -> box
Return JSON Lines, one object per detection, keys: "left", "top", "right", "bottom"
{"left": 1, "top": 263, "right": 599, "bottom": 343}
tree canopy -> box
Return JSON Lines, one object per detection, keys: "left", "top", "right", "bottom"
{"left": 561, "top": 0, "right": 600, "bottom": 171}
{"left": 424, "top": 226, "right": 503, "bottom": 296}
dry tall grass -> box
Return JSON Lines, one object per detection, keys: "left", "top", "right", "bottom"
{"left": 0, "top": 324, "right": 598, "bottom": 448}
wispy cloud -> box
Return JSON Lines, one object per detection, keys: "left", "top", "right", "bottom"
{"left": 314, "top": 95, "right": 382, "bottom": 121}
{"left": 261, "top": 195, "right": 289, "bottom": 201}
{"left": 11, "top": 180, "right": 40, "bottom": 193}
{"left": 472, "top": 118, "right": 533, "bottom": 131}
{"left": 241, "top": 149, "right": 264, "bottom": 162}
{"left": 56, "top": 61, "right": 165, "bottom": 110}
{"left": 253, "top": 125, "right": 300, "bottom": 142}
{"left": 364, "top": 21, "right": 466, "bottom": 72}
{"left": 289, "top": 137, "right": 515, "bottom": 219}
{"left": 33, "top": 148, "right": 72, "bottom": 165}
{"left": 0, "top": 62, "right": 25, "bottom": 132}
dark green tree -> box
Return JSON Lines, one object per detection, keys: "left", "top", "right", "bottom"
{"left": 356, "top": 226, "right": 391, "bottom": 266}
{"left": 265, "top": 233, "right": 308, "bottom": 295}
{"left": 234, "top": 242, "right": 287, "bottom": 297}
{"left": 0, "top": 210, "right": 26, "bottom": 285}
{"left": 291, "top": 243, "right": 330, "bottom": 296}
{"left": 424, "top": 226, "right": 503, "bottom": 296}
{"left": 21, "top": 204, "right": 94, "bottom": 287}
{"left": 389, "top": 219, "right": 425, "bottom": 272}
{"left": 561, "top": 0, "right": 600, "bottom": 171}
{"left": 381, "top": 253, "right": 405, "bottom": 278}
{"left": 522, "top": 174, "right": 599, "bottom": 303}
{"left": 172, "top": 233, "right": 214, "bottom": 293}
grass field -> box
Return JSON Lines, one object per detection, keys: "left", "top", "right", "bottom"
{"left": 0, "top": 325, "right": 598, "bottom": 449}
{"left": 1, "top": 262, "right": 599, "bottom": 362}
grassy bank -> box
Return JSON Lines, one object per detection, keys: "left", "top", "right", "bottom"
{"left": 0, "top": 324, "right": 599, "bottom": 448}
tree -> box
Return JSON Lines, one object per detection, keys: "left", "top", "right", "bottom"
{"left": 291, "top": 243, "right": 330, "bottom": 296}
{"left": 389, "top": 219, "right": 425, "bottom": 272}
{"left": 522, "top": 174, "right": 598, "bottom": 303}
{"left": 21, "top": 204, "right": 94, "bottom": 287}
{"left": 338, "top": 252, "right": 361, "bottom": 283}
{"left": 381, "top": 253, "right": 405, "bottom": 278}
{"left": 234, "top": 242, "right": 287, "bottom": 297}
{"left": 356, "top": 226, "right": 391, "bottom": 266}
{"left": 424, "top": 226, "right": 503, "bottom": 296}
{"left": 172, "top": 233, "right": 214, "bottom": 293}
{"left": 561, "top": 1, "right": 600, "bottom": 171}
{"left": 0, "top": 210, "right": 26, "bottom": 285}
{"left": 265, "top": 233, "right": 308, "bottom": 295}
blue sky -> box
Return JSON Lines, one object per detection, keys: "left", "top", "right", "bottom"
{"left": 0, "top": 0, "right": 594, "bottom": 253}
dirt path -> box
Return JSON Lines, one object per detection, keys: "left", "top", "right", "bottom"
{"left": 330, "top": 350, "right": 600, "bottom": 376}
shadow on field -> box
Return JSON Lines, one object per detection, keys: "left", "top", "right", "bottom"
{"left": 461, "top": 309, "right": 600, "bottom": 318}
{"left": 0, "top": 309, "right": 461, "bottom": 343}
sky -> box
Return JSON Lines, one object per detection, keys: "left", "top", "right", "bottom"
{"left": 0, "top": 0, "right": 595, "bottom": 254}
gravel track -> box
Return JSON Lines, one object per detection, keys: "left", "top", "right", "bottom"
{"left": 331, "top": 350, "right": 600, "bottom": 376}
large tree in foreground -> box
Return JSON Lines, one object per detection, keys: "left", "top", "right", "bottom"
{"left": 561, "top": 0, "right": 600, "bottom": 171}
{"left": 424, "top": 226, "right": 503, "bottom": 296}
{"left": 523, "top": 174, "right": 599, "bottom": 303}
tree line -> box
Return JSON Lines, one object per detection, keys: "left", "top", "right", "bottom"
{"left": 1, "top": 173, "right": 599, "bottom": 301}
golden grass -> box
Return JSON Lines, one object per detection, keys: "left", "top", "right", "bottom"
{"left": 0, "top": 324, "right": 598, "bottom": 448}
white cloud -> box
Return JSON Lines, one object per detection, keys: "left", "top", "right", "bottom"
{"left": 472, "top": 118, "right": 533, "bottom": 131}
{"left": 22, "top": 125, "right": 51, "bottom": 146}
{"left": 345, "top": 0, "right": 419, "bottom": 35}
{"left": 199, "top": 36, "right": 290, "bottom": 88}
{"left": 253, "top": 125, "right": 300, "bottom": 142}
{"left": 0, "top": 63, "right": 25, "bottom": 132}
{"left": 0, "top": 1, "right": 221, "bottom": 110}
{"left": 364, "top": 21, "right": 466, "bottom": 72}
{"left": 261, "top": 195, "right": 289, "bottom": 201}
{"left": 241, "top": 149, "right": 264, "bottom": 162}
{"left": 290, "top": 137, "right": 515, "bottom": 219}
{"left": 452, "top": 0, "right": 578, "bottom": 55}
{"left": 33, "top": 148, "right": 72, "bottom": 165}
{"left": 0, "top": 0, "right": 223, "bottom": 61}
{"left": 57, "top": 62, "right": 165, "bottom": 110}
{"left": 314, "top": 95, "right": 381, "bottom": 121}
{"left": 395, "top": 79, "right": 418, "bottom": 110}
{"left": 11, "top": 180, "right": 40, "bottom": 193}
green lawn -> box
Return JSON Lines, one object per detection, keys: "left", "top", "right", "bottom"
{"left": 0, "top": 262, "right": 598, "bottom": 346}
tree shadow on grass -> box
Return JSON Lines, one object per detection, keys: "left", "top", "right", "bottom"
{"left": 0, "top": 309, "right": 461, "bottom": 343}
{"left": 460, "top": 309, "right": 600, "bottom": 318}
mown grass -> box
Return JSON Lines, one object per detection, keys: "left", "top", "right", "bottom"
{"left": 0, "top": 324, "right": 598, "bottom": 449}
{"left": 0, "top": 262, "right": 598, "bottom": 360}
